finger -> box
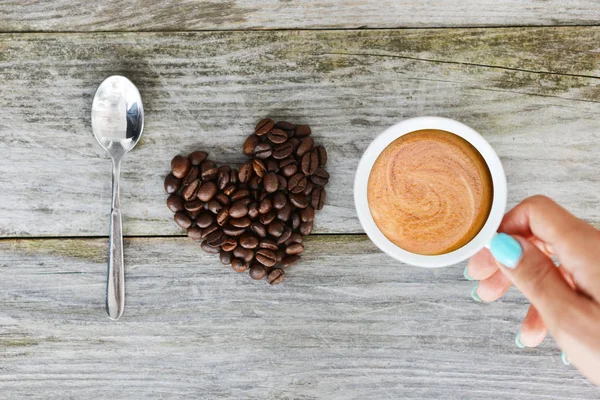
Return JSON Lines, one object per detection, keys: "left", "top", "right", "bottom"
{"left": 517, "top": 305, "right": 548, "bottom": 348}
{"left": 498, "top": 195, "right": 600, "bottom": 299}
{"left": 474, "top": 269, "right": 511, "bottom": 302}
{"left": 466, "top": 248, "right": 497, "bottom": 281}
{"left": 490, "top": 233, "right": 591, "bottom": 335}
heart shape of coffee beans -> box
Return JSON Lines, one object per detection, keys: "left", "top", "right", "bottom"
{"left": 164, "top": 119, "right": 329, "bottom": 285}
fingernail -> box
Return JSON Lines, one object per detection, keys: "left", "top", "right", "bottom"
{"left": 515, "top": 331, "right": 525, "bottom": 348}
{"left": 471, "top": 283, "right": 482, "bottom": 302}
{"left": 490, "top": 233, "right": 523, "bottom": 269}
{"left": 463, "top": 266, "right": 475, "bottom": 281}
{"left": 561, "top": 352, "right": 570, "bottom": 365}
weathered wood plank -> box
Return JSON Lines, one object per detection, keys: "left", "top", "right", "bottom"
{"left": 1, "top": 236, "right": 597, "bottom": 399}
{"left": 1, "top": 28, "right": 600, "bottom": 237}
{"left": 1, "top": 0, "right": 600, "bottom": 31}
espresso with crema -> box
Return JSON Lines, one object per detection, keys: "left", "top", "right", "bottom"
{"left": 367, "top": 129, "right": 493, "bottom": 255}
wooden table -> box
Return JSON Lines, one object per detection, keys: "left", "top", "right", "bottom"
{"left": 2, "top": 2, "right": 600, "bottom": 398}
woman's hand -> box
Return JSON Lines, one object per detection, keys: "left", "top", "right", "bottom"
{"left": 466, "top": 195, "right": 600, "bottom": 385}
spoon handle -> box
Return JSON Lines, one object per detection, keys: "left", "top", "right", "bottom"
{"left": 107, "top": 156, "right": 125, "bottom": 320}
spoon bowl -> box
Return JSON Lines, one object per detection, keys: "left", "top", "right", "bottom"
{"left": 92, "top": 76, "right": 144, "bottom": 320}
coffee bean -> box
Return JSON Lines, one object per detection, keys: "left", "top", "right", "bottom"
{"left": 258, "top": 197, "right": 273, "bottom": 214}
{"left": 256, "top": 190, "right": 267, "bottom": 201}
{"left": 256, "top": 249, "right": 277, "bottom": 267}
{"left": 201, "top": 241, "right": 221, "bottom": 254}
{"left": 182, "top": 166, "right": 199, "bottom": 186}
{"left": 292, "top": 213, "right": 301, "bottom": 230}
{"left": 288, "top": 173, "right": 308, "bottom": 193}
{"left": 254, "top": 143, "right": 273, "bottom": 159}
{"left": 267, "top": 268, "right": 285, "bottom": 285}
{"left": 303, "top": 181, "right": 314, "bottom": 196}
{"left": 288, "top": 137, "right": 301, "bottom": 151}
{"left": 249, "top": 175, "right": 262, "bottom": 190}
{"left": 171, "top": 155, "right": 191, "bottom": 178}
{"left": 243, "top": 134, "right": 260, "bottom": 155}
{"left": 311, "top": 188, "right": 326, "bottom": 210}
{"left": 259, "top": 210, "right": 276, "bottom": 225}
{"left": 299, "top": 220, "right": 313, "bottom": 236}
{"left": 240, "top": 232, "right": 259, "bottom": 249}
{"left": 268, "top": 220, "right": 285, "bottom": 237}
{"left": 228, "top": 201, "right": 247, "bottom": 219}
{"left": 268, "top": 129, "right": 288, "bottom": 144}
{"left": 281, "top": 161, "right": 297, "bottom": 177}
{"left": 266, "top": 159, "right": 279, "bottom": 173}
{"left": 255, "top": 118, "right": 275, "bottom": 136}
{"left": 286, "top": 243, "right": 305, "bottom": 255}
{"left": 301, "top": 149, "right": 319, "bottom": 176}
{"left": 295, "top": 125, "right": 311, "bottom": 137}
{"left": 252, "top": 159, "right": 266, "bottom": 178}
{"left": 233, "top": 246, "right": 254, "bottom": 263}
{"left": 281, "top": 255, "right": 301, "bottom": 268}
{"left": 238, "top": 161, "right": 253, "bottom": 183}
{"left": 221, "top": 237, "right": 238, "bottom": 252}
{"left": 276, "top": 249, "right": 285, "bottom": 262}
{"left": 248, "top": 203, "right": 259, "bottom": 219}
{"left": 164, "top": 173, "right": 182, "bottom": 194}
{"left": 259, "top": 239, "right": 278, "bottom": 251}
{"left": 285, "top": 233, "right": 303, "bottom": 246}
{"left": 201, "top": 223, "right": 219, "bottom": 238}
{"left": 296, "top": 136, "right": 314, "bottom": 157}
{"left": 231, "top": 258, "right": 248, "bottom": 272}
{"left": 311, "top": 167, "right": 329, "bottom": 186}
{"left": 277, "top": 175, "right": 287, "bottom": 190}
{"left": 272, "top": 142, "right": 294, "bottom": 159}
{"left": 277, "top": 227, "right": 292, "bottom": 245}
{"left": 231, "top": 189, "right": 250, "bottom": 201}
{"left": 223, "top": 224, "right": 246, "bottom": 237}
{"left": 220, "top": 250, "right": 232, "bottom": 265}
{"left": 223, "top": 184, "right": 236, "bottom": 196}
{"left": 202, "top": 166, "right": 219, "bottom": 181}
{"left": 167, "top": 194, "right": 185, "bottom": 212}
{"left": 197, "top": 212, "right": 215, "bottom": 228}
{"left": 230, "top": 169, "right": 239, "bottom": 185}
{"left": 251, "top": 221, "right": 267, "bottom": 238}
{"left": 182, "top": 180, "right": 200, "bottom": 201}
{"left": 229, "top": 216, "right": 251, "bottom": 228}
{"left": 188, "top": 151, "right": 207, "bottom": 166}
{"left": 217, "top": 169, "right": 230, "bottom": 190}
{"left": 197, "top": 181, "right": 217, "bottom": 202}
{"left": 216, "top": 193, "right": 230, "bottom": 206}
{"left": 263, "top": 172, "right": 279, "bottom": 193}
{"left": 272, "top": 192, "right": 287, "bottom": 210}
{"left": 275, "top": 121, "right": 296, "bottom": 131}
{"left": 249, "top": 264, "right": 266, "bottom": 280}
{"left": 300, "top": 206, "right": 315, "bottom": 223}
{"left": 289, "top": 193, "right": 308, "bottom": 209}
{"left": 187, "top": 226, "right": 203, "bottom": 240}
{"left": 315, "top": 145, "right": 327, "bottom": 166}
{"left": 277, "top": 202, "right": 292, "bottom": 222}
{"left": 206, "top": 230, "right": 226, "bottom": 247}
{"left": 207, "top": 199, "right": 224, "bottom": 214}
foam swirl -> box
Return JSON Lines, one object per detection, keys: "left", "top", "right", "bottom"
{"left": 367, "top": 129, "right": 493, "bottom": 255}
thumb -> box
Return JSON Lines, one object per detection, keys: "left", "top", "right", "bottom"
{"left": 489, "top": 233, "right": 586, "bottom": 332}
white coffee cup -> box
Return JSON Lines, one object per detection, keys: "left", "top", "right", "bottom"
{"left": 354, "top": 117, "right": 507, "bottom": 268}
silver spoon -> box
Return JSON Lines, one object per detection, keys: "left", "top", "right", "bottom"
{"left": 91, "top": 76, "right": 144, "bottom": 320}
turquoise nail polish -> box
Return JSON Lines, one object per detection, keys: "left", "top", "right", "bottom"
{"left": 464, "top": 267, "right": 475, "bottom": 281}
{"left": 471, "top": 283, "right": 482, "bottom": 302}
{"left": 562, "top": 352, "right": 570, "bottom": 365}
{"left": 515, "top": 331, "right": 525, "bottom": 348}
{"left": 490, "top": 233, "right": 523, "bottom": 269}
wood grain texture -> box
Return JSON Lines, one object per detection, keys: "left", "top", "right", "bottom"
{"left": 1, "top": 0, "right": 600, "bottom": 31}
{"left": 1, "top": 236, "right": 598, "bottom": 399}
{"left": 2, "top": 28, "right": 600, "bottom": 237}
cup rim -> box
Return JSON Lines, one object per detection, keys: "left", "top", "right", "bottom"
{"left": 354, "top": 116, "right": 507, "bottom": 268}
